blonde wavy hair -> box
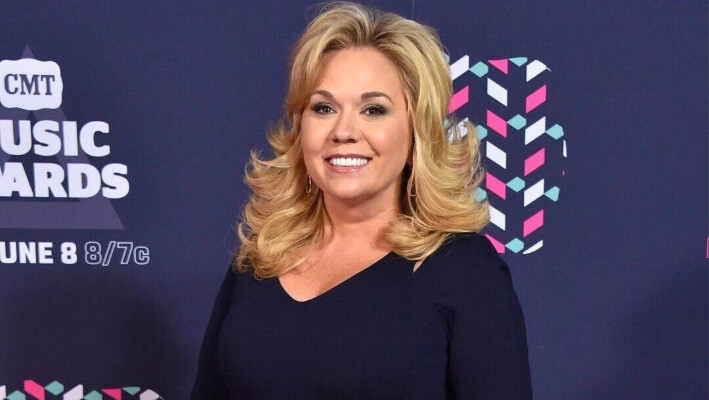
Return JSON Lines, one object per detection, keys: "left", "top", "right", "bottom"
{"left": 235, "top": 1, "right": 489, "bottom": 278}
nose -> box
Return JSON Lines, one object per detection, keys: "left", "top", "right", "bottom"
{"left": 329, "top": 109, "right": 360, "bottom": 143}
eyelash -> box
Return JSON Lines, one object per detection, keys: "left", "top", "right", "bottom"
{"left": 364, "top": 105, "right": 387, "bottom": 116}
{"left": 310, "top": 103, "right": 335, "bottom": 114}
{"left": 310, "top": 103, "right": 387, "bottom": 116}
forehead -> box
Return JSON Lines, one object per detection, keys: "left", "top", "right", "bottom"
{"left": 313, "top": 47, "right": 405, "bottom": 97}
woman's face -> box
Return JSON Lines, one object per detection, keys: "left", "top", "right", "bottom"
{"left": 300, "top": 47, "right": 412, "bottom": 210}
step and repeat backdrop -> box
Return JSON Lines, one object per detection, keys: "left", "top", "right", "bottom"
{"left": 0, "top": 1, "right": 706, "bottom": 399}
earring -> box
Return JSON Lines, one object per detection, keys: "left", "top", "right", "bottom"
{"left": 306, "top": 175, "right": 312, "bottom": 194}
{"left": 408, "top": 138, "right": 416, "bottom": 198}
{"left": 408, "top": 165, "right": 416, "bottom": 198}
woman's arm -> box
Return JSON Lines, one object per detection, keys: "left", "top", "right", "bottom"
{"left": 446, "top": 235, "right": 533, "bottom": 399}
{"left": 190, "top": 267, "right": 236, "bottom": 400}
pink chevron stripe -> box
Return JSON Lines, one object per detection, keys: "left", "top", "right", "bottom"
{"left": 485, "top": 234, "right": 506, "bottom": 253}
{"left": 525, "top": 85, "right": 547, "bottom": 113}
{"left": 24, "top": 380, "right": 45, "bottom": 400}
{"left": 485, "top": 172, "right": 507, "bottom": 200}
{"left": 488, "top": 59, "right": 508, "bottom": 74}
{"left": 486, "top": 110, "right": 508, "bottom": 137}
{"left": 449, "top": 86, "right": 469, "bottom": 113}
{"left": 523, "top": 209, "right": 544, "bottom": 237}
{"left": 524, "top": 147, "right": 546, "bottom": 176}
{"left": 102, "top": 388, "right": 123, "bottom": 400}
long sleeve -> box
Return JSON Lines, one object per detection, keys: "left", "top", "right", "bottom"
{"left": 190, "top": 267, "right": 236, "bottom": 400}
{"left": 446, "top": 235, "right": 533, "bottom": 399}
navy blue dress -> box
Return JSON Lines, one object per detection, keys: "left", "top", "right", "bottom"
{"left": 191, "top": 233, "right": 532, "bottom": 399}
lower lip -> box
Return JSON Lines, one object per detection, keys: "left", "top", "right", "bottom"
{"left": 325, "top": 159, "right": 371, "bottom": 173}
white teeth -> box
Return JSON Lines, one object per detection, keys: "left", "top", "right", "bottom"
{"left": 328, "top": 157, "right": 370, "bottom": 167}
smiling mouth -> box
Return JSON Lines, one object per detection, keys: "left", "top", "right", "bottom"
{"left": 326, "top": 157, "right": 371, "bottom": 167}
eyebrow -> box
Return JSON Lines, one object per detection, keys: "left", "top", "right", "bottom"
{"left": 311, "top": 90, "right": 393, "bottom": 103}
{"left": 362, "top": 91, "right": 393, "bottom": 103}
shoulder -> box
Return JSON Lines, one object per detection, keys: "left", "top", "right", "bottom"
{"left": 432, "top": 232, "right": 501, "bottom": 263}
{"left": 213, "top": 262, "right": 258, "bottom": 300}
{"left": 428, "top": 232, "right": 508, "bottom": 279}
{"left": 424, "top": 233, "right": 519, "bottom": 313}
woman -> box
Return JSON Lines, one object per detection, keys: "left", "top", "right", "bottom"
{"left": 192, "top": 2, "right": 532, "bottom": 399}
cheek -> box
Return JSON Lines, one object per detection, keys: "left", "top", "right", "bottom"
{"left": 380, "top": 123, "right": 412, "bottom": 165}
{"left": 299, "top": 119, "right": 325, "bottom": 173}
{"left": 299, "top": 120, "right": 317, "bottom": 156}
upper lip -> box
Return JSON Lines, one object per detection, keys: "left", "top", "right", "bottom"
{"left": 324, "top": 153, "right": 373, "bottom": 160}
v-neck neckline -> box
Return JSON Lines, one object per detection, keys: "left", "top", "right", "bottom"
{"left": 276, "top": 250, "right": 396, "bottom": 305}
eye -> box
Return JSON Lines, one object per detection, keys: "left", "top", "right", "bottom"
{"left": 310, "top": 103, "right": 335, "bottom": 115}
{"left": 362, "top": 105, "right": 387, "bottom": 116}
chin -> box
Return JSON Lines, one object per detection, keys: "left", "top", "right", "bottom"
{"left": 329, "top": 190, "right": 369, "bottom": 201}
{"left": 322, "top": 186, "right": 372, "bottom": 202}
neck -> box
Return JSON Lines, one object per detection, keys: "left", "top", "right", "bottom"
{"left": 321, "top": 188, "right": 400, "bottom": 250}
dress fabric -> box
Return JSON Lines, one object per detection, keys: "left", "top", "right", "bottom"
{"left": 191, "top": 233, "right": 533, "bottom": 399}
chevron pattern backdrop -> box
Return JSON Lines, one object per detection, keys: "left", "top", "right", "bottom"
{"left": 448, "top": 55, "right": 567, "bottom": 255}
{"left": 0, "top": 381, "right": 162, "bottom": 400}
{"left": 0, "top": 1, "right": 705, "bottom": 399}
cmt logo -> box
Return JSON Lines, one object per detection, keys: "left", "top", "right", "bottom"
{"left": 0, "top": 58, "right": 63, "bottom": 110}
{"left": 0, "top": 47, "right": 125, "bottom": 229}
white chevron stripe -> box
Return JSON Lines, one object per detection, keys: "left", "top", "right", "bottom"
{"left": 140, "top": 389, "right": 161, "bottom": 400}
{"left": 486, "top": 77, "right": 508, "bottom": 106}
{"left": 457, "top": 118, "right": 469, "bottom": 138}
{"left": 525, "top": 117, "right": 546, "bottom": 145}
{"left": 526, "top": 60, "right": 547, "bottom": 82}
{"left": 447, "top": 118, "right": 470, "bottom": 143}
{"left": 489, "top": 204, "right": 506, "bottom": 230}
{"left": 523, "top": 240, "right": 544, "bottom": 254}
{"left": 485, "top": 141, "right": 507, "bottom": 169}
{"left": 524, "top": 179, "right": 545, "bottom": 206}
{"left": 449, "top": 55, "right": 469, "bottom": 81}
{"left": 63, "top": 385, "right": 84, "bottom": 400}
{"left": 1, "top": 385, "right": 5, "bottom": 399}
